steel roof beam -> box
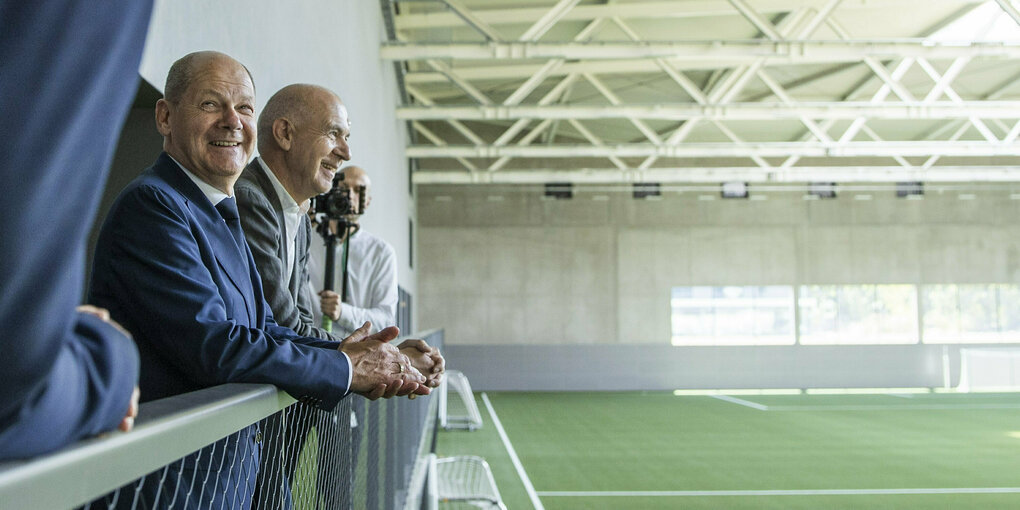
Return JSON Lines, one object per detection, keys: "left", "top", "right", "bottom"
{"left": 611, "top": 17, "right": 709, "bottom": 103}
{"left": 710, "top": 119, "right": 773, "bottom": 168}
{"left": 381, "top": 40, "right": 1020, "bottom": 62}
{"left": 395, "top": 0, "right": 983, "bottom": 31}
{"left": 406, "top": 142, "right": 1020, "bottom": 159}
{"left": 922, "top": 121, "right": 972, "bottom": 169}
{"left": 857, "top": 124, "right": 913, "bottom": 168}
{"left": 995, "top": 0, "right": 1020, "bottom": 26}
{"left": 439, "top": 0, "right": 503, "bottom": 41}
{"left": 405, "top": 84, "right": 486, "bottom": 146}
{"left": 797, "top": 0, "right": 844, "bottom": 40}
{"left": 410, "top": 121, "right": 478, "bottom": 172}
{"left": 583, "top": 72, "right": 663, "bottom": 143}
{"left": 424, "top": 59, "right": 492, "bottom": 105}
{"left": 649, "top": 9, "right": 816, "bottom": 169}
{"left": 568, "top": 119, "right": 628, "bottom": 169}
{"left": 727, "top": 0, "right": 784, "bottom": 40}
{"left": 485, "top": 17, "right": 606, "bottom": 170}
{"left": 914, "top": 57, "right": 1000, "bottom": 143}
{"left": 396, "top": 102, "right": 1020, "bottom": 120}
{"left": 411, "top": 165, "right": 1020, "bottom": 184}
{"left": 518, "top": 0, "right": 582, "bottom": 42}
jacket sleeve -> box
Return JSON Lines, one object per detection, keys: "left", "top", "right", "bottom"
{"left": 0, "top": 313, "right": 139, "bottom": 460}
{"left": 0, "top": 0, "right": 151, "bottom": 460}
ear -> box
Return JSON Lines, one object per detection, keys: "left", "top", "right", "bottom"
{"left": 155, "top": 99, "right": 172, "bottom": 137}
{"left": 272, "top": 118, "right": 293, "bottom": 151}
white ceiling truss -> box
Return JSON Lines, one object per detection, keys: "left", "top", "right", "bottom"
{"left": 381, "top": 0, "right": 1020, "bottom": 185}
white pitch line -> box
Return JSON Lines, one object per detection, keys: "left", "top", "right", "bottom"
{"left": 768, "top": 403, "right": 1020, "bottom": 411}
{"left": 710, "top": 394, "right": 769, "bottom": 411}
{"left": 536, "top": 487, "right": 1020, "bottom": 497}
{"left": 481, "top": 393, "right": 545, "bottom": 510}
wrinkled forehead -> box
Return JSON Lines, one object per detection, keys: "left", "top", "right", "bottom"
{"left": 299, "top": 92, "right": 347, "bottom": 130}
{"left": 327, "top": 101, "right": 351, "bottom": 131}
{"left": 187, "top": 58, "right": 255, "bottom": 99}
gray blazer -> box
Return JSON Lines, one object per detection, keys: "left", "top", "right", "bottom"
{"left": 236, "top": 158, "right": 341, "bottom": 341}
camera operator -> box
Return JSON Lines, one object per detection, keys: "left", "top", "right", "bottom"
{"left": 312, "top": 170, "right": 388, "bottom": 326}
{"left": 308, "top": 165, "right": 446, "bottom": 508}
{"left": 308, "top": 165, "right": 445, "bottom": 387}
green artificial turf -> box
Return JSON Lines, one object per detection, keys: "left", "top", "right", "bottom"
{"left": 436, "top": 391, "right": 1020, "bottom": 509}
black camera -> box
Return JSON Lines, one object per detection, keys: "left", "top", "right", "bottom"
{"left": 310, "top": 170, "right": 365, "bottom": 219}
{"left": 310, "top": 170, "right": 367, "bottom": 327}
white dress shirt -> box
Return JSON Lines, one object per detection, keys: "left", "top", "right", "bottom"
{"left": 308, "top": 228, "right": 399, "bottom": 336}
{"left": 257, "top": 157, "right": 308, "bottom": 285}
{"left": 171, "top": 155, "right": 230, "bottom": 205}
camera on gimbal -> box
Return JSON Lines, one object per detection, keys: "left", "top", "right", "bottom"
{"left": 310, "top": 170, "right": 365, "bottom": 220}
{"left": 310, "top": 170, "right": 366, "bottom": 332}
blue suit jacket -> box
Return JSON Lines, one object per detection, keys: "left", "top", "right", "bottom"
{"left": 0, "top": 0, "right": 151, "bottom": 460}
{"left": 89, "top": 153, "right": 352, "bottom": 508}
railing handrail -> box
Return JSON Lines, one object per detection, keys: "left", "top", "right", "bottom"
{"left": 0, "top": 383, "right": 293, "bottom": 509}
{"left": 0, "top": 329, "right": 444, "bottom": 509}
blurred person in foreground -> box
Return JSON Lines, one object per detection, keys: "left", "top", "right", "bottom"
{"left": 0, "top": 0, "right": 150, "bottom": 460}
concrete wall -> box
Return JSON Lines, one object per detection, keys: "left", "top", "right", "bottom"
{"left": 134, "top": 0, "right": 415, "bottom": 305}
{"left": 444, "top": 344, "right": 956, "bottom": 391}
{"left": 417, "top": 184, "right": 1020, "bottom": 390}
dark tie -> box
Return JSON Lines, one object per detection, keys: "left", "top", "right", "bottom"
{"left": 215, "top": 197, "right": 246, "bottom": 254}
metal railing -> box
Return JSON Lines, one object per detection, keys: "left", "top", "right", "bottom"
{"left": 0, "top": 330, "right": 442, "bottom": 510}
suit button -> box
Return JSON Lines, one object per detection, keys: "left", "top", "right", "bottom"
{"left": 255, "top": 431, "right": 263, "bottom": 443}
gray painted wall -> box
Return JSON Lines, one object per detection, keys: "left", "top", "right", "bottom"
{"left": 418, "top": 184, "right": 1020, "bottom": 390}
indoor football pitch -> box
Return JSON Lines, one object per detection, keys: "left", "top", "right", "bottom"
{"left": 436, "top": 391, "right": 1020, "bottom": 509}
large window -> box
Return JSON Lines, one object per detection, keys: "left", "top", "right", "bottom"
{"left": 922, "top": 284, "right": 1020, "bottom": 343}
{"left": 670, "top": 286, "right": 795, "bottom": 346}
{"left": 798, "top": 285, "right": 917, "bottom": 344}
{"left": 670, "top": 283, "right": 1020, "bottom": 346}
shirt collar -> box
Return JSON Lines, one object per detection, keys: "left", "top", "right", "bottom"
{"left": 168, "top": 154, "right": 231, "bottom": 206}
{"left": 257, "top": 157, "right": 310, "bottom": 214}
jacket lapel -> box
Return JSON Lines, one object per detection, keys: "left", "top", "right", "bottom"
{"left": 155, "top": 154, "right": 257, "bottom": 325}
{"left": 291, "top": 218, "right": 308, "bottom": 296}
{"left": 250, "top": 158, "right": 302, "bottom": 296}
{"left": 205, "top": 212, "right": 257, "bottom": 325}
{"left": 249, "top": 159, "right": 290, "bottom": 267}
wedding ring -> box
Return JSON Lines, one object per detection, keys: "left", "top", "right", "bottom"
{"left": 397, "top": 363, "right": 404, "bottom": 373}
